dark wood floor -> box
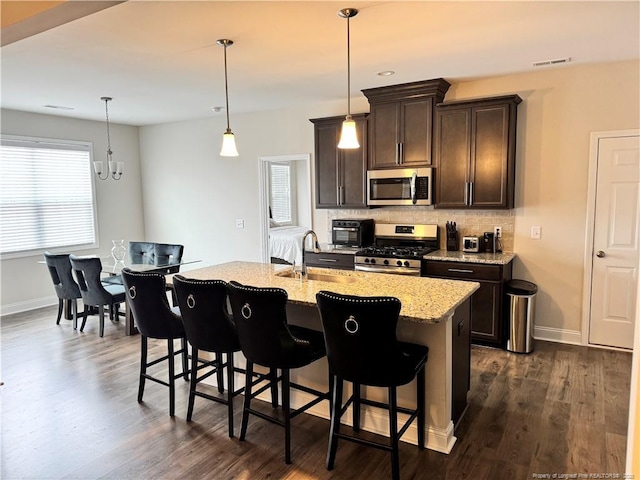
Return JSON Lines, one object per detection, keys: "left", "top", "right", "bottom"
{"left": 1, "top": 306, "right": 632, "bottom": 479}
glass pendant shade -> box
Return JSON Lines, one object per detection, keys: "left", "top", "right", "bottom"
{"left": 220, "top": 128, "right": 239, "bottom": 157}
{"left": 338, "top": 115, "right": 360, "bottom": 149}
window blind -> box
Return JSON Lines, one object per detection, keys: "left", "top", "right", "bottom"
{"left": 270, "top": 163, "right": 292, "bottom": 224}
{"left": 1, "top": 136, "right": 97, "bottom": 257}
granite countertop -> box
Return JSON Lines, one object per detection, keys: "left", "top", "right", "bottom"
{"left": 425, "top": 250, "right": 516, "bottom": 265}
{"left": 317, "top": 244, "right": 359, "bottom": 254}
{"left": 172, "top": 261, "right": 479, "bottom": 325}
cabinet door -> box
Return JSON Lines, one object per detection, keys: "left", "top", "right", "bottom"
{"left": 451, "top": 297, "right": 471, "bottom": 427}
{"left": 470, "top": 104, "right": 510, "bottom": 208}
{"left": 435, "top": 108, "right": 470, "bottom": 207}
{"left": 470, "top": 280, "right": 502, "bottom": 345}
{"left": 339, "top": 117, "right": 368, "bottom": 207}
{"left": 314, "top": 122, "right": 339, "bottom": 208}
{"left": 401, "top": 98, "right": 434, "bottom": 166}
{"left": 369, "top": 102, "right": 400, "bottom": 169}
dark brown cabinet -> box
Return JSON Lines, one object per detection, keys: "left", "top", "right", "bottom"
{"left": 422, "top": 260, "right": 513, "bottom": 348}
{"left": 451, "top": 297, "right": 471, "bottom": 427}
{"left": 303, "top": 251, "right": 354, "bottom": 270}
{"left": 310, "top": 114, "right": 368, "bottom": 209}
{"left": 362, "top": 79, "right": 450, "bottom": 169}
{"left": 434, "top": 95, "right": 521, "bottom": 209}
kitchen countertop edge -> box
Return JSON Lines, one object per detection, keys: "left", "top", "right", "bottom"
{"left": 425, "top": 250, "right": 516, "bottom": 265}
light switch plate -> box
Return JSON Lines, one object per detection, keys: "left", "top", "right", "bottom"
{"left": 236, "top": 219, "right": 245, "bottom": 229}
{"left": 531, "top": 225, "right": 541, "bottom": 239}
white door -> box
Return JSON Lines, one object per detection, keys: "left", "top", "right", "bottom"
{"left": 588, "top": 134, "right": 640, "bottom": 349}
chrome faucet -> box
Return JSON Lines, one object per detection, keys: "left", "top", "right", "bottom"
{"left": 300, "top": 229, "right": 320, "bottom": 277}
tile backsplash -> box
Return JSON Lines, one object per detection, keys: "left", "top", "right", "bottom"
{"left": 326, "top": 207, "right": 515, "bottom": 252}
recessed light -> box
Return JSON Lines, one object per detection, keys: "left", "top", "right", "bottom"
{"left": 211, "top": 106, "right": 224, "bottom": 113}
{"left": 377, "top": 70, "right": 395, "bottom": 77}
{"left": 44, "top": 104, "right": 75, "bottom": 110}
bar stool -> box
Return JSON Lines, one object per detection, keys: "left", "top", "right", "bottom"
{"left": 315, "top": 290, "right": 429, "bottom": 480}
{"left": 227, "top": 281, "right": 331, "bottom": 464}
{"left": 173, "top": 275, "right": 245, "bottom": 437}
{"left": 121, "top": 268, "right": 189, "bottom": 416}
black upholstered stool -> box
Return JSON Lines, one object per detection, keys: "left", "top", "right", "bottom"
{"left": 316, "top": 290, "right": 429, "bottom": 480}
{"left": 43, "top": 252, "right": 83, "bottom": 329}
{"left": 121, "top": 268, "right": 189, "bottom": 416}
{"left": 173, "top": 275, "right": 245, "bottom": 437}
{"left": 227, "top": 281, "right": 331, "bottom": 464}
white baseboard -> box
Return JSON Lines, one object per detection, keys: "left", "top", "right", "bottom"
{"left": 1, "top": 296, "right": 57, "bottom": 317}
{"left": 533, "top": 325, "right": 582, "bottom": 345}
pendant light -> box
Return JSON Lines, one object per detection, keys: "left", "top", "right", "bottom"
{"left": 337, "top": 8, "right": 359, "bottom": 149}
{"left": 217, "top": 39, "right": 239, "bottom": 157}
{"left": 94, "top": 96, "right": 124, "bottom": 180}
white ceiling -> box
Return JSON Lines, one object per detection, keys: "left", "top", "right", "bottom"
{"left": 1, "top": 1, "right": 639, "bottom": 126}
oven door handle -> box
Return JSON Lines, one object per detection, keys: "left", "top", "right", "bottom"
{"left": 355, "top": 265, "right": 419, "bottom": 275}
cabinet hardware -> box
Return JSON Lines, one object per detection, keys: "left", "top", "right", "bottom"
{"left": 469, "top": 182, "right": 474, "bottom": 205}
{"left": 448, "top": 268, "right": 474, "bottom": 274}
{"left": 339, "top": 185, "right": 344, "bottom": 205}
{"left": 399, "top": 142, "right": 404, "bottom": 164}
{"left": 395, "top": 143, "right": 400, "bottom": 165}
{"left": 464, "top": 182, "right": 469, "bottom": 206}
{"left": 317, "top": 258, "right": 338, "bottom": 263}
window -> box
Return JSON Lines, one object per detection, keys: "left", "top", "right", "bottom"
{"left": 1, "top": 135, "right": 98, "bottom": 258}
{"left": 269, "top": 162, "right": 297, "bottom": 225}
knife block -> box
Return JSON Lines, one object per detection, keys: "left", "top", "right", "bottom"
{"left": 446, "top": 232, "right": 458, "bottom": 251}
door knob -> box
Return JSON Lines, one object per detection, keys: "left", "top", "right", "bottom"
{"left": 596, "top": 250, "right": 605, "bottom": 258}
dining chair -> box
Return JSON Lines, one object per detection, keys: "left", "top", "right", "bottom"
{"left": 315, "top": 290, "right": 429, "bottom": 480}
{"left": 227, "top": 280, "right": 331, "bottom": 464}
{"left": 122, "top": 268, "right": 189, "bottom": 416}
{"left": 43, "top": 252, "right": 83, "bottom": 329}
{"left": 69, "top": 255, "right": 126, "bottom": 337}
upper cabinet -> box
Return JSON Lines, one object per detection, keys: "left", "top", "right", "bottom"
{"left": 434, "top": 95, "right": 521, "bottom": 209}
{"left": 310, "top": 114, "right": 369, "bottom": 209}
{"left": 362, "top": 79, "right": 450, "bottom": 169}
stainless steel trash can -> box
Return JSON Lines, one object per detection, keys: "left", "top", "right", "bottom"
{"left": 506, "top": 279, "right": 537, "bottom": 353}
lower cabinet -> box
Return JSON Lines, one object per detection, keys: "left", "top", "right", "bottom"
{"left": 451, "top": 297, "right": 471, "bottom": 427}
{"left": 422, "top": 260, "right": 513, "bottom": 347}
{"left": 304, "top": 252, "right": 355, "bottom": 270}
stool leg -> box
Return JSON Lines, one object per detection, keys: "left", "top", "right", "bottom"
{"left": 282, "top": 369, "right": 291, "bottom": 464}
{"left": 98, "top": 305, "right": 105, "bottom": 337}
{"left": 270, "top": 367, "right": 279, "bottom": 408}
{"left": 417, "top": 365, "right": 426, "bottom": 449}
{"left": 327, "top": 375, "right": 342, "bottom": 470}
{"left": 216, "top": 352, "right": 224, "bottom": 393}
{"left": 168, "top": 339, "right": 175, "bottom": 417}
{"left": 186, "top": 346, "right": 198, "bottom": 422}
{"left": 389, "top": 386, "right": 400, "bottom": 480}
{"left": 226, "top": 352, "right": 235, "bottom": 438}
{"left": 72, "top": 299, "right": 78, "bottom": 330}
{"left": 79, "top": 305, "right": 88, "bottom": 332}
{"left": 353, "top": 382, "right": 361, "bottom": 432}
{"left": 240, "top": 361, "right": 253, "bottom": 441}
{"left": 181, "top": 338, "right": 189, "bottom": 381}
{"left": 138, "top": 335, "right": 148, "bottom": 403}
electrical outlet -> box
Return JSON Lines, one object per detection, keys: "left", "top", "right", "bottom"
{"left": 494, "top": 226, "right": 502, "bottom": 238}
{"left": 531, "top": 225, "right": 541, "bottom": 239}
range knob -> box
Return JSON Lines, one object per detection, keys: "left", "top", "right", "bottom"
{"left": 404, "top": 261, "right": 411, "bottom": 267}
{"left": 370, "top": 258, "right": 376, "bottom": 264}
{"left": 364, "top": 258, "right": 370, "bottom": 263}
{"left": 396, "top": 260, "right": 403, "bottom": 267}
{"left": 383, "top": 259, "right": 389, "bottom": 265}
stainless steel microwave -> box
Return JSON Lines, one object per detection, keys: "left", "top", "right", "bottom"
{"left": 367, "top": 167, "right": 433, "bottom": 206}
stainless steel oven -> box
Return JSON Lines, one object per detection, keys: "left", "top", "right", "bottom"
{"left": 367, "top": 167, "right": 433, "bottom": 206}
{"left": 354, "top": 223, "right": 439, "bottom": 276}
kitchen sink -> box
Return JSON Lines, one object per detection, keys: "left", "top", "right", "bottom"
{"left": 277, "top": 271, "right": 357, "bottom": 284}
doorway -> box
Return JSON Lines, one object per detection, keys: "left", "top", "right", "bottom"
{"left": 258, "top": 153, "right": 312, "bottom": 264}
{"left": 583, "top": 130, "right": 640, "bottom": 349}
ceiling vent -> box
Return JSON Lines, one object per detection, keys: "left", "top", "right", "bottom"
{"left": 532, "top": 57, "right": 572, "bottom": 68}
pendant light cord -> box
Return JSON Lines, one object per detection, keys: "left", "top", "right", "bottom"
{"left": 223, "top": 43, "right": 231, "bottom": 132}
{"left": 346, "top": 15, "right": 351, "bottom": 117}
{"left": 104, "top": 97, "right": 112, "bottom": 157}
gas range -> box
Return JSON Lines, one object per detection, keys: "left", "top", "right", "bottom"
{"left": 354, "top": 223, "right": 439, "bottom": 276}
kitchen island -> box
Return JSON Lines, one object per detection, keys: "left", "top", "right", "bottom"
{"left": 170, "top": 261, "right": 479, "bottom": 453}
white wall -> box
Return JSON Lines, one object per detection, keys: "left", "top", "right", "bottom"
{"left": 0, "top": 109, "right": 144, "bottom": 314}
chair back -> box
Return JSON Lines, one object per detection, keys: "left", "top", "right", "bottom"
{"left": 121, "top": 268, "right": 185, "bottom": 340}
{"left": 154, "top": 243, "right": 184, "bottom": 273}
{"left": 43, "top": 252, "right": 81, "bottom": 300}
{"left": 173, "top": 275, "right": 240, "bottom": 353}
{"left": 69, "top": 255, "right": 113, "bottom": 306}
{"left": 127, "top": 242, "right": 156, "bottom": 264}
{"left": 315, "top": 290, "right": 414, "bottom": 387}
{"left": 227, "top": 281, "right": 314, "bottom": 369}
